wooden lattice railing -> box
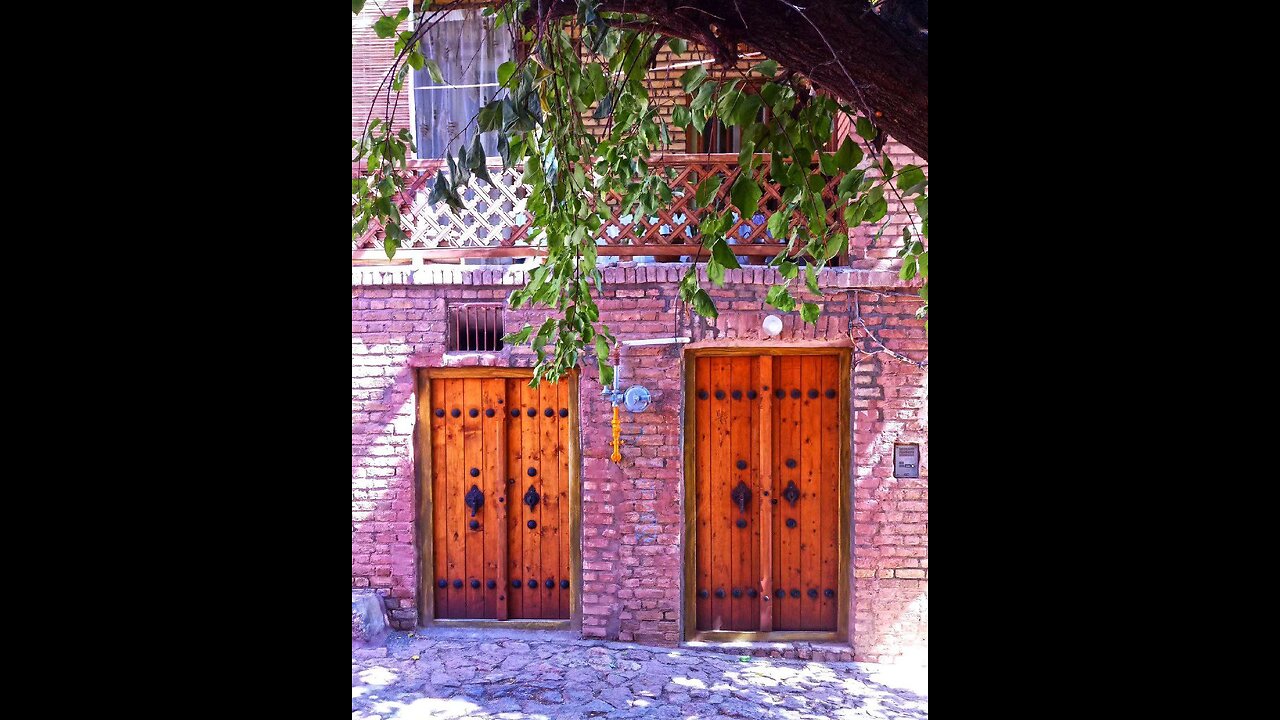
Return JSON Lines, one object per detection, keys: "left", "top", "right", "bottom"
{"left": 352, "top": 153, "right": 847, "bottom": 264}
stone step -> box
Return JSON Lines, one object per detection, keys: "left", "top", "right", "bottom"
{"left": 680, "top": 639, "right": 856, "bottom": 663}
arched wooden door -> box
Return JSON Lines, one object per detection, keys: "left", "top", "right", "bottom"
{"left": 688, "top": 351, "right": 848, "bottom": 639}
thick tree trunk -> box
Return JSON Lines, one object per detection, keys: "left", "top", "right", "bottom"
{"left": 537, "top": 0, "right": 928, "bottom": 160}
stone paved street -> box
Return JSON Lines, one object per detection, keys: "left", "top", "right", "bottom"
{"left": 353, "top": 629, "right": 927, "bottom": 719}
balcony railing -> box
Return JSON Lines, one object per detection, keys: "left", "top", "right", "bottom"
{"left": 352, "top": 154, "right": 848, "bottom": 264}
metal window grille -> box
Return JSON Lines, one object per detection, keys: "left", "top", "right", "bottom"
{"left": 448, "top": 303, "right": 505, "bottom": 352}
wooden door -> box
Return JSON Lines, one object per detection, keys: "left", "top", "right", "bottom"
{"left": 692, "top": 353, "right": 841, "bottom": 634}
{"left": 769, "top": 355, "right": 840, "bottom": 631}
{"left": 428, "top": 375, "right": 571, "bottom": 621}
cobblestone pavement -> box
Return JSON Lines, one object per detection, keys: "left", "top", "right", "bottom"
{"left": 353, "top": 629, "right": 927, "bottom": 719}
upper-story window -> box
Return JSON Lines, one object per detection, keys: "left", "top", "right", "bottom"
{"left": 412, "top": 8, "right": 515, "bottom": 159}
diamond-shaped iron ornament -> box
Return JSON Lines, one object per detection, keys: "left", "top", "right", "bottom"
{"left": 783, "top": 480, "right": 800, "bottom": 507}
{"left": 523, "top": 484, "right": 540, "bottom": 511}
{"left": 465, "top": 484, "right": 484, "bottom": 517}
{"left": 731, "top": 480, "right": 752, "bottom": 514}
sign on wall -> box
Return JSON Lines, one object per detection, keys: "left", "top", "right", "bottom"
{"left": 894, "top": 444, "right": 920, "bottom": 478}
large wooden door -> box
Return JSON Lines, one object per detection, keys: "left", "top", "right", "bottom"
{"left": 692, "top": 353, "right": 843, "bottom": 634}
{"left": 427, "top": 374, "right": 572, "bottom": 620}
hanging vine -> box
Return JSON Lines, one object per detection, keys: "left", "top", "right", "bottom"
{"left": 352, "top": 0, "right": 928, "bottom": 386}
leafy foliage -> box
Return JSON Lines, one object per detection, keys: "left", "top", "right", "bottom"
{"left": 352, "top": 0, "right": 927, "bottom": 383}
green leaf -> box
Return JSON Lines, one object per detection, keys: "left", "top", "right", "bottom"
{"left": 919, "top": 282, "right": 928, "bottom": 303}
{"left": 497, "top": 60, "right": 516, "bottom": 88}
{"left": 819, "top": 153, "right": 838, "bottom": 176}
{"left": 711, "top": 239, "right": 741, "bottom": 270}
{"left": 730, "top": 173, "right": 762, "bottom": 213}
{"left": 881, "top": 156, "right": 893, "bottom": 179}
{"left": 752, "top": 59, "right": 779, "bottom": 78}
{"left": 373, "top": 15, "right": 400, "bottom": 39}
{"left": 406, "top": 50, "right": 425, "bottom": 70}
{"left": 897, "top": 164, "right": 925, "bottom": 192}
{"left": 503, "top": 324, "right": 534, "bottom": 345}
{"left": 680, "top": 64, "right": 707, "bottom": 92}
{"left": 669, "top": 38, "right": 687, "bottom": 55}
{"left": 837, "top": 169, "right": 865, "bottom": 197}
{"left": 834, "top": 137, "right": 863, "bottom": 172}
{"left": 692, "top": 289, "right": 719, "bottom": 319}
{"left": 918, "top": 251, "right": 928, "bottom": 277}
{"left": 707, "top": 257, "right": 725, "bottom": 286}
{"left": 425, "top": 59, "right": 444, "bottom": 85}
{"left": 914, "top": 195, "right": 928, "bottom": 222}
{"left": 759, "top": 82, "right": 783, "bottom": 108}
{"left": 737, "top": 140, "right": 756, "bottom": 170}
{"left": 800, "top": 302, "right": 820, "bottom": 324}
{"left": 672, "top": 105, "right": 691, "bottom": 128}
{"left": 825, "top": 232, "right": 846, "bottom": 260}
{"left": 864, "top": 196, "right": 887, "bottom": 224}
{"left": 694, "top": 174, "right": 722, "bottom": 209}
{"left": 730, "top": 94, "right": 763, "bottom": 128}
{"left": 855, "top": 116, "right": 877, "bottom": 141}
{"left": 767, "top": 210, "right": 789, "bottom": 240}
{"left": 691, "top": 80, "right": 717, "bottom": 113}
{"left": 777, "top": 260, "right": 798, "bottom": 279}
{"left": 868, "top": 185, "right": 884, "bottom": 207}
{"left": 765, "top": 284, "right": 796, "bottom": 312}
{"left": 477, "top": 100, "right": 503, "bottom": 133}
{"left": 352, "top": 0, "right": 366, "bottom": 14}
{"left": 805, "top": 263, "right": 820, "bottom": 295}
{"left": 900, "top": 257, "right": 918, "bottom": 280}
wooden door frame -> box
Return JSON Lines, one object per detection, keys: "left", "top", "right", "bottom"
{"left": 415, "top": 367, "right": 582, "bottom": 631}
{"left": 682, "top": 347, "right": 852, "bottom": 643}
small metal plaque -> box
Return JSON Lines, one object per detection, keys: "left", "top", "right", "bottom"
{"left": 894, "top": 444, "right": 920, "bottom": 478}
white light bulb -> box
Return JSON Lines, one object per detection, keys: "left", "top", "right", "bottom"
{"left": 762, "top": 315, "right": 783, "bottom": 337}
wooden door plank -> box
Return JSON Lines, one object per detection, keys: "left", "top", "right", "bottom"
{"left": 521, "top": 379, "right": 542, "bottom": 619}
{"left": 444, "top": 379, "right": 465, "bottom": 618}
{"left": 696, "top": 356, "right": 711, "bottom": 631}
{"left": 463, "top": 378, "right": 484, "bottom": 618}
{"left": 728, "top": 356, "right": 752, "bottom": 630}
{"left": 799, "top": 356, "right": 822, "bottom": 630}
{"left": 757, "top": 355, "right": 773, "bottom": 632}
{"left": 778, "top": 357, "right": 803, "bottom": 630}
{"left": 557, "top": 379, "right": 571, "bottom": 619}
{"left": 506, "top": 378, "right": 524, "bottom": 620}
{"left": 819, "top": 356, "right": 839, "bottom": 630}
{"left": 494, "top": 379, "right": 510, "bottom": 621}
{"left": 710, "top": 357, "right": 732, "bottom": 630}
{"left": 481, "top": 379, "right": 503, "bottom": 619}
{"left": 538, "top": 378, "right": 559, "bottom": 618}
{"left": 431, "top": 378, "right": 449, "bottom": 619}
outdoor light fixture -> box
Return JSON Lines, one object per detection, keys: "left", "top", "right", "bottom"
{"left": 763, "top": 315, "right": 783, "bottom": 337}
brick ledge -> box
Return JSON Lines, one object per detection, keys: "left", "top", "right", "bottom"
{"left": 353, "top": 262, "right": 907, "bottom": 289}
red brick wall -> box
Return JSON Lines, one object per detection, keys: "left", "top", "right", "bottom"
{"left": 352, "top": 263, "right": 927, "bottom": 663}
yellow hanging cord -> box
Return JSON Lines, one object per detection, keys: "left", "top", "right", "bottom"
{"left": 609, "top": 344, "right": 623, "bottom": 464}
{"left": 610, "top": 404, "right": 622, "bottom": 463}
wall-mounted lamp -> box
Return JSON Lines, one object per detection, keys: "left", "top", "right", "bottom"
{"left": 763, "top": 315, "right": 783, "bottom": 337}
